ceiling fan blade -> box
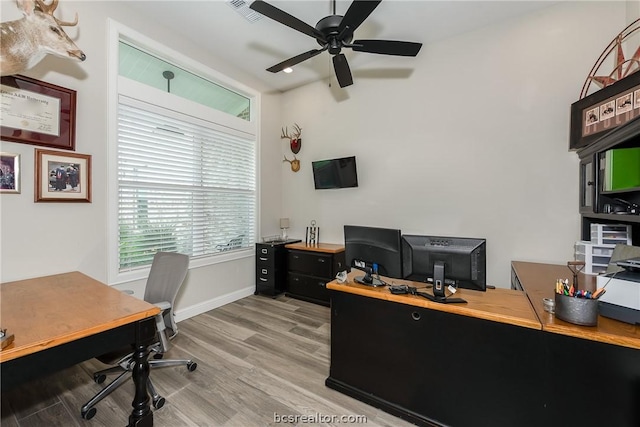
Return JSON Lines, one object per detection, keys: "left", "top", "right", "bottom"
{"left": 337, "top": 0, "right": 382, "bottom": 38}
{"left": 333, "top": 54, "right": 353, "bottom": 88}
{"left": 352, "top": 40, "right": 422, "bottom": 56}
{"left": 266, "top": 48, "right": 327, "bottom": 73}
{"left": 250, "top": 0, "right": 326, "bottom": 42}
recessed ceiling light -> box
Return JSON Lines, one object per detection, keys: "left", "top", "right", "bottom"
{"left": 283, "top": 67, "right": 293, "bottom": 74}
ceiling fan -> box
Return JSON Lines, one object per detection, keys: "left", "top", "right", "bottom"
{"left": 249, "top": 0, "right": 423, "bottom": 88}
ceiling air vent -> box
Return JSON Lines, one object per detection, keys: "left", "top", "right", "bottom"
{"left": 226, "top": 0, "right": 263, "bottom": 23}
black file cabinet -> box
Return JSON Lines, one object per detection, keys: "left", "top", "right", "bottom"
{"left": 255, "top": 240, "right": 300, "bottom": 297}
{"left": 285, "top": 243, "right": 346, "bottom": 306}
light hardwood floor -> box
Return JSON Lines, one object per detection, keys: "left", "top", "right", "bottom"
{"left": 1, "top": 294, "right": 415, "bottom": 426}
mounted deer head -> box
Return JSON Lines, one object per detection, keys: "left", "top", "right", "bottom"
{"left": 283, "top": 154, "right": 300, "bottom": 173}
{"left": 281, "top": 123, "right": 302, "bottom": 154}
{"left": 0, "top": 0, "right": 86, "bottom": 76}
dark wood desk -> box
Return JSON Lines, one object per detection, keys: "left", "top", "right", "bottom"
{"left": 326, "top": 268, "right": 640, "bottom": 427}
{"left": 326, "top": 271, "right": 546, "bottom": 427}
{"left": 511, "top": 261, "right": 640, "bottom": 427}
{"left": 0, "top": 272, "right": 160, "bottom": 426}
{"left": 511, "top": 261, "right": 640, "bottom": 349}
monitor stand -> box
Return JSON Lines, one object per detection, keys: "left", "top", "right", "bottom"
{"left": 354, "top": 267, "right": 386, "bottom": 287}
{"left": 354, "top": 275, "right": 386, "bottom": 287}
{"left": 416, "top": 291, "right": 466, "bottom": 304}
{"left": 423, "top": 261, "right": 466, "bottom": 303}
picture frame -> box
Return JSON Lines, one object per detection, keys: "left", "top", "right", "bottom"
{"left": 570, "top": 71, "right": 640, "bottom": 151}
{"left": 0, "top": 152, "right": 20, "bottom": 194}
{"left": 35, "top": 149, "right": 91, "bottom": 202}
{"left": 0, "top": 75, "right": 77, "bottom": 151}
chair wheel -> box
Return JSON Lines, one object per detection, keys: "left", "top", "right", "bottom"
{"left": 94, "top": 374, "right": 106, "bottom": 384}
{"left": 153, "top": 396, "right": 165, "bottom": 409}
{"left": 81, "top": 407, "right": 97, "bottom": 420}
{"left": 187, "top": 361, "right": 197, "bottom": 372}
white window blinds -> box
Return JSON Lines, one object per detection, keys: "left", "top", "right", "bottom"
{"left": 117, "top": 97, "right": 256, "bottom": 271}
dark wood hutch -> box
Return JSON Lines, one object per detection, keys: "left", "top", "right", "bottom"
{"left": 572, "top": 75, "right": 640, "bottom": 244}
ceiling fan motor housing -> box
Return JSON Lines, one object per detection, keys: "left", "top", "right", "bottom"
{"left": 316, "top": 15, "right": 352, "bottom": 54}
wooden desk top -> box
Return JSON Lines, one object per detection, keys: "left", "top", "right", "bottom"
{"left": 0, "top": 272, "right": 160, "bottom": 362}
{"left": 327, "top": 270, "right": 541, "bottom": 330}
{"left": 285, "top": 242, "right": 345, "bottom": 254}
{"left": 512, "top": 261, "right": 640, "bottom": 350}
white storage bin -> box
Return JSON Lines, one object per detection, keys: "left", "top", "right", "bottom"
{"left": 575, "top": 241, "right": 616, "bottom": 275}
{"left": 590, "top": 224, "right": 632, "bottom": 245}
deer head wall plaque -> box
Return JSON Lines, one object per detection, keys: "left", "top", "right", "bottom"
{"left": 0, "top": 0, "right": 86, "bottom": 76}
{"left": 281, "top": 123, "right": 302, "bottom": 172}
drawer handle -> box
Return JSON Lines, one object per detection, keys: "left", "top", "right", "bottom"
{"left": 411, "top": 312, "right": 421, "bottom": 321}
{"left": 261, "top": 249, "right": 268, "bottom": 254}
{"left": 259, "top": 278, "right": 268, "bottom": 282}
{"left": 317, "top": 282, "right": 326, "bottom": 287}
{"left": 259, "top": 257, "right": 268, "bottom": 261}
{"left": 317, "top": 258, "right": 326, "bottom": 263}
{"left": 261, "top": 269, "right": 267, "bottom": 274}
{"left": 293, "top": 255, "right": 299, "bottom": 259}
{"left": 292, "top": 277, "right": 299, "bottom": 282}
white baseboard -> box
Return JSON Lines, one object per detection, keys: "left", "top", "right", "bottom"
{"left": 174, "top": 285, "right": 254, "bottom": 323}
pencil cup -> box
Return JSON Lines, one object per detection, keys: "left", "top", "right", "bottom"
{"left": 554, "top": 293, "right": 598, "bottom": 326}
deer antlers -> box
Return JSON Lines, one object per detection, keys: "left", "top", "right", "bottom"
{"left": 281, "top": 123, "right": 301, "bottom": 141}
{"left": 35, "top": 0, "right": 78, "bottom": 26}
{"left": 283, "top": 155, "right": 300, "bottom": 172}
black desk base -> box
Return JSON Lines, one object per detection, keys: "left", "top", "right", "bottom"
{"left": 1, "top": 317, "right": 157, "bottom": 427}
{"left": 327, "top": 291, "right": 640, "bottom": 427}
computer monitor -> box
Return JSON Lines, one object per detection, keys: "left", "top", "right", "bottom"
{"left": 344, "top": 225, "right": 403, "bottom": 286}
{"left": 402, "top": 235, "right": 486, "bottom": 303}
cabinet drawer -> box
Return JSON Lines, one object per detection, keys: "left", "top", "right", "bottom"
{"left": 288, "top": 251, "right": 333, "bottom": 278}
{"left": 287, "top": 272, "right": 329, "bottom": 302}
{"left": 256, "top": 265, "right": 273, "bottom": 278}
{"left": 256, "top": 245, "right": 275, "bottom": 261}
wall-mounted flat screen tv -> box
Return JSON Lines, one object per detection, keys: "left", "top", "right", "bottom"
{"left": 312, "top": 156, "right": 358, "bottom": 189}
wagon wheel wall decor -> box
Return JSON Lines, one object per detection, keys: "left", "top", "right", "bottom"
{"left": 580, "top": 18, "right": 640, "bottom": 99}
{"left": 570, "top": 19, "right": 640, "bottom": 150}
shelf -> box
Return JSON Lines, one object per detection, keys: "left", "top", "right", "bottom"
{"left": 582, "top": 213, "right": 640, "bottom": 224}
{"left": 601, "top": 187, "right": 640, "bottom": 195}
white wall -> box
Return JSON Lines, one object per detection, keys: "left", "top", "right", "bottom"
{"left": 0, "top": 1, "right": 283, "bottom": 317}
{"left": 0, "top": 0, "right": 634, "bottom": 312}
{"left": 280, "top": 1, "right": 629, "bottom": 288}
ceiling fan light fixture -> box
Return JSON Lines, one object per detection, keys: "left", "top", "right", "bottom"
{"left": 283, "top": 67, "right": 293, "bottom": 73}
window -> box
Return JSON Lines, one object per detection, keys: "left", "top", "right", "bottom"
{"left": 110, "top": 22, "right": 258, "bottom": 279}
{"left": 117, "top": 98, "right": 256, "bottom": 271}
{"left": 118, "top": 42, "right": 251, "bottom": 120}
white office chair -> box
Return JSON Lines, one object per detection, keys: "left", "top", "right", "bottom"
{"left": 80, "top": 252, "right": 197, "bottom": 420}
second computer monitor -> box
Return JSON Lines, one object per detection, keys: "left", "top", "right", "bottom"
{"left": 402, "top": 234, "right": 486, "bottom": 291}
{"left": 344, "top": 225, "right": 403, "bottom": 279}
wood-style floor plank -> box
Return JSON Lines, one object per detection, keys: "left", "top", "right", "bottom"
{"left": 0, "top": 294, "right": 414, "bottom": 427}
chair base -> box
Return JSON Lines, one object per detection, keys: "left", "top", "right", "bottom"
{"left": 80, "top": 358, "right": 197, "bottom": 420}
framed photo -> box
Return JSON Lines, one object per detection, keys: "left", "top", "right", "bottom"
{"left": 1, "top": 75, "right": 77, "bottom": 151}
{"left": 0, "top": 152, "right": 20, "bottom": 194}
{"left": 35, "top": 149, "right": 91, "bottom": 202}
{"left": 570, "top": 71, "right": 640, "bottom": 151}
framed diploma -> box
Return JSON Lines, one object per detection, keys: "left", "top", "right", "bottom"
{"left": 0, "top": 75, "right": 76, "bottom": 151}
